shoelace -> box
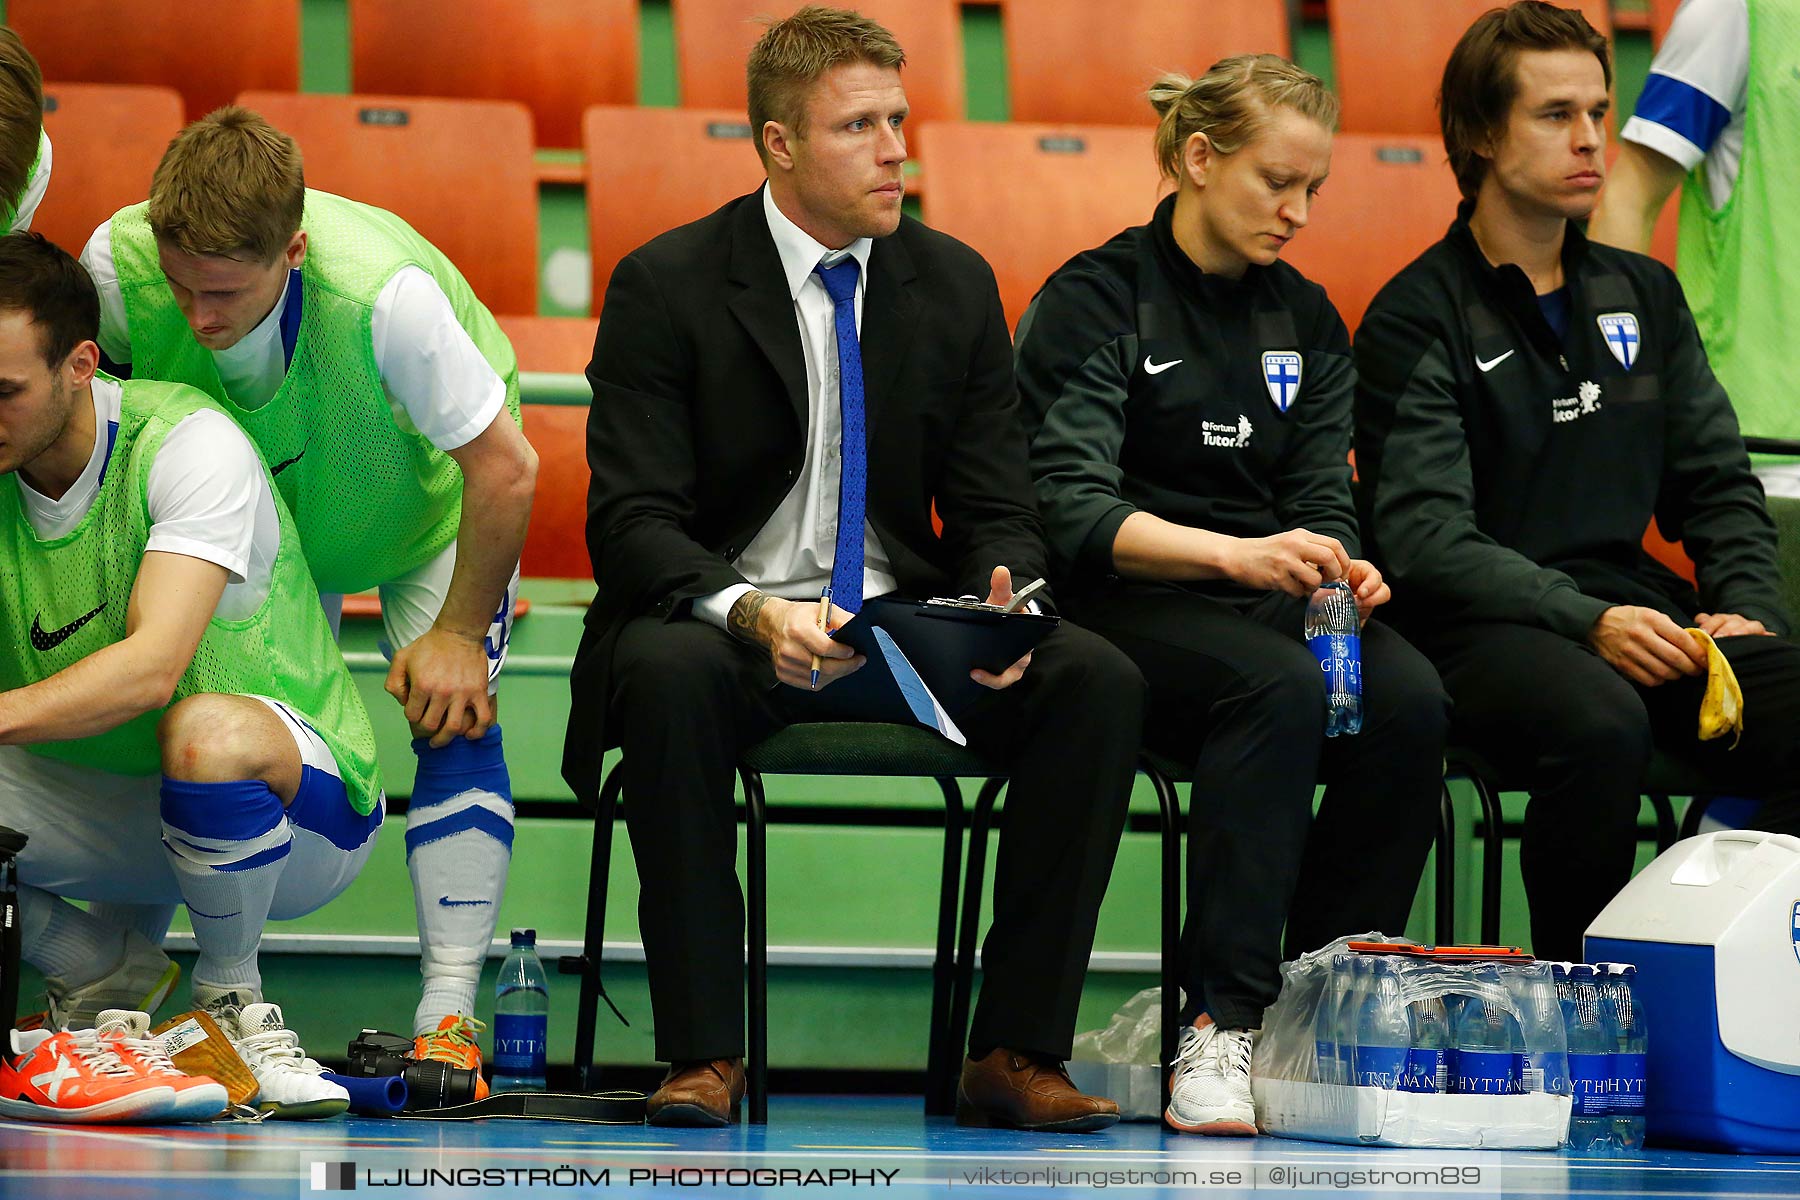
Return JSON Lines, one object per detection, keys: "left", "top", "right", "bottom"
{"left": 63, "top": 1030, "right": 138, "bottom": 1079}
{"left": 422, "top": 1015, "right": 486, "bottom": 1051}
{"left": 236, "top": 1025, "right": 323, "bottom": 1075}
{"left": 109, "top": 1033, "right": 184, "bottom": 1078}
{"left": 1170, "top": 1026, "right": 1253, "bottom": 1079}
{"left": 1213, "top": 1030, "right": 1254, "bottom": 1080}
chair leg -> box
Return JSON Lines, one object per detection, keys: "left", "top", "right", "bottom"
{"left": 1470, "top": 775, "right": 1504, "bottom": 946}
{"left": 559, "top": 760, "right": 623, "bottom": 1092}
{"left": 1678, "top": 794, "right": 1714, "bottom": 841}
{"left": 926, "top": 778, "right": 966, "bottom": 1117}
{"left": 1435, "top": 783, "right": 1457, "bottom": 945}
{"left": 947, "top": 778, "right": 1005, "bottom": 1094}
{"left": 740, "top": 768, "right": 770, "bottom": 1126}
{"left": 1141, "top": 761, "right": 1182, "bottom": 1111}
{"left": 1647, "top": 793, "right": 1678, "bottom": 853}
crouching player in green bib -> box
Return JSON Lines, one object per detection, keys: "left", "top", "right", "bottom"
{"left": 0, "top": 232, "right": 378, "bottom": 1117}
{"left": 79, "top": 109, "right": 538, "bottom": 1093}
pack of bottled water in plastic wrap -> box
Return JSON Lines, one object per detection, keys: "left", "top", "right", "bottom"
{"left": 1252, "top": 934, "right": 1645, "bottom": 1150}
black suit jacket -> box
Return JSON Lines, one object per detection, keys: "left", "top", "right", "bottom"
{"left": 561, "top": 190, "right": 1049, "bottom": 802}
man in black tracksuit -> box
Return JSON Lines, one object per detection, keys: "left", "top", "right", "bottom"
{"left": 1355, "top": 3, "right": 1800, "bottom": 961}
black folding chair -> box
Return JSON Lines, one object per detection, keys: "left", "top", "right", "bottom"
{"left": 560, "top": 722, "right": 1004, "bottom": 1123}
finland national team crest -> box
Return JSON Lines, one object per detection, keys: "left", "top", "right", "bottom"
{"left": 1597, "top": 312, "right": 1641, "bottom": 370}
{"left": 1262, "top": 351, "right": 1303, "bottom": 412}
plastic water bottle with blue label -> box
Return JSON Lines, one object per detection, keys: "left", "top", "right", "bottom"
{"left": 1600, "top": 963, "right": 1647, "bottom": 1150}
{"left": 1401, "top": 993, "right": 1451, "bottom": 1093}
{"left": 1335, "top": 954, "right": 1370, "bottom": 1086}
{"left": 1507, "top": 964, "right": 1570, "bottom": 1097}
{"left": 1452, "top": 972, "right": 1522, "bottom": 1096}
{"left": 1315, "top": 954, "right": 1348, "bottom": 1084}
{"left": 493, "top": 927, "right": 549, "bottom": 1092}
{"left": 1566, "top": 965, "right": 1615, "bottom": 1151}
{"left": 1305, "top": 580, "right": 1363, "bottom": 736}
{"left": 1352, "top": 959, "right": 1410, "bottom": 1089}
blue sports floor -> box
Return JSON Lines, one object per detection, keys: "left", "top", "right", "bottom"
{"left": 0, "top": 1097, "right": 1796, "bottom": 1199}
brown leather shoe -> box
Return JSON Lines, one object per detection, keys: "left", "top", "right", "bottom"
{"left": 646, "top": 1057, "right": 745, "bottom": 1127}
{"left": 956, "top": 1048, "right": 1120, "bottom": 1133}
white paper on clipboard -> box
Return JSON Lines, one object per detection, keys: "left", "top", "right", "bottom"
{"left": 871, "top": 626, "right": 966, "bottom": 746}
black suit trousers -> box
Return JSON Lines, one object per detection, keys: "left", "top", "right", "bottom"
{"left": 606, "top": 614, "right": 1145, "bottom": 1064}
{"left": 1413, "top": 622, "right": 1800, "bottom": 963}
{"left": 1068, "top": 583, "right": 1450, "bottom": 1031}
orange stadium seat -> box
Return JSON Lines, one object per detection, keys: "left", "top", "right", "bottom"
{"left": 520, "top": 403, "right": 594, "bottom": 579}
{"left": 1281, "top": 134, "right": 1465, "bottom": 334}
{"left": 583, "top": 105, "right": 768, "bottom": 313}
{"left": 348, "top": 0, "right": 637, "bottom": 149}
{"left": 495, "top": 314, "right": 596, "bottom": 376}
{"left": 1004, "top": 0, "right": 1290, "bottom": 126}
{"left": 236, "top": 91, "right": 539, "bottom": 316}
{"left": 32, "top": 84, "right": 184, "bottom": 256}
{"left": 1331, "top": 0, "right": 1613, "bottom": 136}
{"left": 673, "top": 0, "right": 963, "bottom": 124}
{"left": 917, "top": 121, "right": 1166, "bottom": 329}
{"left": 12, "top": 0, "right": 298, "bottom": 122}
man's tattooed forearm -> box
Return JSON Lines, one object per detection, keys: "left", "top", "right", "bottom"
{"left": 728, "top": 590, "right": 772, "bottom": 645}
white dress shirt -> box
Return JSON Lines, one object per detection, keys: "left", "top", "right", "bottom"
{"left": 691, "top": 184, "right": 899, "bottom": 628}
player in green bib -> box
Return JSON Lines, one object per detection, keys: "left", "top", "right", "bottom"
{"left": 0, "top": 232, "right": 380, "bottom": 1117}
{"left": 80, "top": 108, "right": 538, "bottom": 1089}
{"left": 0, "top": 27, "right": 53, "bottom": 235}
{"left": 1590, "top": 0, "right": 1799, "bottom": 491}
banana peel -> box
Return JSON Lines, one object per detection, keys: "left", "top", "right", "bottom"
{"left": 1685, "top": 628, "right": 1744, "bottom": 748}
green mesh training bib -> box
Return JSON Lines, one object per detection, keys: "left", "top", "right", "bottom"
{"left": 109, "top": 189, "right": 523, "bottom": 593}
{"left": 0, "top": 377, "right": 382, "bottom": 813}
{"left": 1675, "top": 0, "right": 1800, "bottom": 458}
{"left": 0, "top": 130, "right": 45, "bottom": 232}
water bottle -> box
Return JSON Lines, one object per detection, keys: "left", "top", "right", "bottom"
{"left": 1314, "top": 955, "right": 1348, "bottom": 1084}
{"left": 1601, "top": 964, "right": 1647, "bottom": 1150}
{"left": 1304, "top": 579, "right": 1364, "bottom": 736}
{"left": 492, "top": 928, "right": 549, "bottom": 1092}
{"left": 1452, "top": 974, "right": 1522, "bottom": 1096}
{"left": 1401, "top": 993, "right": 1451, "bottom": 1093}
{"left": 1506, "top": 965, "right": 1570, "bottom": 1097}
{"left": 1352, "top": 959, "right": 1411, "bottom": 1089}
{"left": 1335, "top": 955, "right": 1370, "bottom": 1086}
{"left": 1565, "top": 965, "right": 1614, "bottom": 1151}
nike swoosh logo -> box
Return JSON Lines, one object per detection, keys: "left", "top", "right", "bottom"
{"left": 1476, "top": 350, "right": 1515, "bottom": 373}
{"left": 1143, "top": 356, "right": 1183, "bottom": 376}
{"left": 30, "top": 603, "right": 107, "bottom": 651}
{"left": 271, "top": 445, "right": 306, "bottom": 475}
{"left": 438, "top": 896, "right": 491, "bottom": 908}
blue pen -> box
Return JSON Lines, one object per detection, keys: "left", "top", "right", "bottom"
{"left": 810, "top": 585, "right": 833, "bottom": 690}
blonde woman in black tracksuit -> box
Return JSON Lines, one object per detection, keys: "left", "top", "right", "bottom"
{"left": 1016, "top": 57, "right": 1448, "bottom": 1135}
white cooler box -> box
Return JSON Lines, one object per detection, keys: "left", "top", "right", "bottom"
{"left": 1585, "top": 830, "right": 1800, "bottom": 1154}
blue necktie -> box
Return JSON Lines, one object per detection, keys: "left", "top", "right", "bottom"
{"left": 815, "top": 256, "right": 867, "bottom": 613}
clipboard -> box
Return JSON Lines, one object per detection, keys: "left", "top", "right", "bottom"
{"left": 827, "top": 595, "right": 1060, "bottom": 719}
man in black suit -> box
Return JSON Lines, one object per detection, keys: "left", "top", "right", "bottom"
{"left": 563, "top": 7, "right": 1145, "bottom": 1130}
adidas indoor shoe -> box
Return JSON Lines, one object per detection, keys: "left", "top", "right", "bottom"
{"left": 415, "top": 1015, "right": 489, "bottom": 1102}
{"left": 0, "top": 1026, "right": 180, "bottom": 1124}
{"left": 43, "top": 931, "right": 179, "bottom": 1030}
{"left": 205, "top": 1000, "right": 348, "bottom": 1120}
{"left": 95, "top": 1010, "right": 228, "bottom": 1123}
{"left": 1165, "top": 1021, "right": 1258, "bottom": 1136}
